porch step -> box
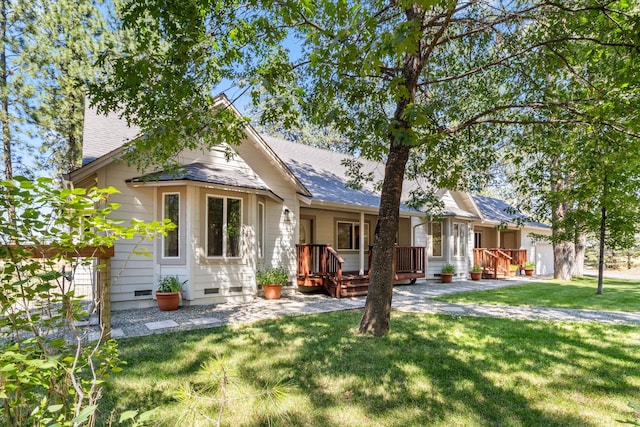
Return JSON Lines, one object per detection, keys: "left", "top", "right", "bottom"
{"left": 339, "top": 287, "right": 369, "bottom": 298}
{"left": 297, "top": 274, "right": 324, "bottom": 287}
{"left": 482, "top": 269, "right": 507, "bottom": 279}
{"left": 324, "top": 274, "right": 371, "bottom": 298}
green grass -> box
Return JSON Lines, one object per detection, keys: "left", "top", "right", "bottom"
{"left": 98, "top": 310, "right": 640, "bottom": 426}
{"left": 435, "top": 277, "right": 640, "bottom": 312}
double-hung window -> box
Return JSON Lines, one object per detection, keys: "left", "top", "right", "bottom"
{"left": 431, "top": 222, "right": 442, "bottom": 257}
{"left": 207, "top": 196, "right": 242, "bottom": 257}
{"left": 337, "top": 221, "right": 369, "bottom": 250}
{"left": 257, "top": 202, "right": 265, "bottom": 259}
{"left": 453, "top": 222, "right": 466, "bottom": 257}
{"left": 162, "top": 193, "right": 180, "bottom": 258}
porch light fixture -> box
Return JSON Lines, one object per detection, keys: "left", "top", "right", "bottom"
{"left": 284, "top": 208, "right": 292, "bottom": 222}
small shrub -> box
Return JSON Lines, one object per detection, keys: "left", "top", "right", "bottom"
{"left": 256, "top": 267, "right": 288, "bottom": 286}
{"left": 0, "top": 177, "right": 171, "bottom": 426}
{"left": 157, "top": 275, "right": 186, "bottom": 292}
{"left": 471, "top": 265, "right": 483, "bottom": 273}
{"left": 441, "top": 264, "right": 456, "bottom": 274}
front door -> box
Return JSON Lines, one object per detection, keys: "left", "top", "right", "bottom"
{"left": 502, "top": 231, "right": 517, "bottom": 249}
{"left": 299, "top": 218, "right": 313, "bottom": 244}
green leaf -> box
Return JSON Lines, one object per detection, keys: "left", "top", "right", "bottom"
{"left": 119, "top": 410, "right": 139, "bottom": 422}
{"left": 47, "top": 404, "right": 64, "bottom": 413}
{"left": 71, "top": 405, "right": 97, "bottom": 424}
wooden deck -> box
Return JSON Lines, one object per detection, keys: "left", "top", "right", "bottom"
{"left": 296, "top": 244, "right": 426, "bottom": 298}
{"left": 473, "top": 248, "right": 527, "bottom": 279}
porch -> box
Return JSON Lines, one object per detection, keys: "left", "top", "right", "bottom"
{"left": 296, "top": 244, "right": 426, "bottom": 298}
{"left": 473, "top": 248, "right": 528, "bottom": 279}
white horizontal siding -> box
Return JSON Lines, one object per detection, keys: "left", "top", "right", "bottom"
{"left": 85, "top": 134, "right": 302, "bottom": 308}
{"left": 99, "top": 162, "right": 157, "bottom": 309}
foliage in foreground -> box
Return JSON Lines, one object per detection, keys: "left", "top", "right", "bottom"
{"left": 0, "top": 177, "right": 171, "bottom": 426}
{"left": 100, "top": 310, "right": 640, "bottom": 426}
{"left": 434, "top": 277, "right": 640, "bottom": 312}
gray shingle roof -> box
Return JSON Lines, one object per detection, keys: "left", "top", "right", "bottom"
{"left": 126, "top": 162, "right": 273, "bottom": 193}
{"left": 83, "top": 102, "right": 531, "bottom": 222}
{"left": 264, "top": 136, "right": 421, "bottom": 213}
{"left": 472, "top": 195, "right": 550, "bottom": 228}
{"left": 82, "top": 104, "right": 139, "bottom": 166}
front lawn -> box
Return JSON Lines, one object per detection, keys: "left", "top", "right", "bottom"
{"left": 435, "top": 277, "right": 640, "bottom": 312}
{"left": 99, "top": 310, "right": 640, "bottom": 426}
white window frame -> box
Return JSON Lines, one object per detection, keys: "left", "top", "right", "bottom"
{"left": 257, "top": 202, "right": 265, "bottom": 259}
{"left": 453, "top": 222, "right": 466, "bottom": 258}
{"left": 336, "top": 221, "right": 369, "bottom": 251}
{"left": 162, "top": 192, "right": 180, "bottom": 259}
{"left": 206, "top": 195, "right": 243, "bottom": 259}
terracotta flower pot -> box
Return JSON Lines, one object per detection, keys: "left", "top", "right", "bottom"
{"left": 440, "top": 273, "right": 453, "bottom": 283}
{"left": 470, "top": 271, "right": 482, "bottom": 281}
{"left": 263, "top": 284, "right": 283, "bottom": 300}
{"left": 156, "top": 292, "right": 180, "bottom": 311}
{"left": 524, "top": 269, "right": 534, "bottom": 276}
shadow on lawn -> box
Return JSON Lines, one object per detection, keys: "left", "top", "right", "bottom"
{"left": 102, "top": 311, "right": 639, "bottom": 426}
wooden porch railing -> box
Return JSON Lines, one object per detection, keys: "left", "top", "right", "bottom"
{"left": 501, "top": 249, "right": 528, "bottom": 271}
{"left": 296, "top": 244, "right": 345, "bottom": 292}
{"left": 325, "top": 246, "right": 344, "bottom": 298}
{"left": 474, "top": 248, "right": 500, "bottom": 278}
{"left": 392, "top": 245, "right": 426, "bottom": 281}
{"left": 297, "top": 244, "right": 425, "bottom": 297}
{"left": 473, "top": 248, "right": 527, "bottom": 278}
{"left": 366, "top": 245, "right": 427, "bottom": 279}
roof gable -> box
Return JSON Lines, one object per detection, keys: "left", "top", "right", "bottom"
{"left": 74, "top": 95, "right": 310, "bottom": 197}
{"left": 438, "top": 190, "right": 481, "bottom": 219}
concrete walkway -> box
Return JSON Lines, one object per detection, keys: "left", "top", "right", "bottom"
{"left": 91, "top": 277, "right": 640, "bottom": 341}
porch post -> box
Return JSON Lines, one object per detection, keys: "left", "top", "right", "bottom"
{"left": 359, "top": 211, "right": 365, "bottom": 275}
{"left": 98, "top": 257, "right": 111, "bottom": 342}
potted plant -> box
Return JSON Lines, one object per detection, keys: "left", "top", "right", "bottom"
{"left": 509, "top": 264, "right": 519, "bottom": 277}
{"left": 256, "top": 267, "right": 288, "bottom": 300}
{"left": 470, "top": 265, "right": 483, "bottom": 281}
{"left": 156, "top": 275, "right": 186, "bottom": 311}
{"left": 524, "top": 261, "right": 535, "bottom": 276}
{"left": 440, "top": 263, "right": 456, "bottom": 283}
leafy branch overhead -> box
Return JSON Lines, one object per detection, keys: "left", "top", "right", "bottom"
{"left": 91, "top": 0, "right": 640, "bottom": 335}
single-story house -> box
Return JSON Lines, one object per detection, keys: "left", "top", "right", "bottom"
{"left": 68, "top": 94, "right": 552, "bottom": 310}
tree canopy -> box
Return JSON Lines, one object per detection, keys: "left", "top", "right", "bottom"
{"left": 0, "top": 0, "right": 107, "bottom": 180}
{"left": 91, "top": 0, "right": 640, "bottom": 335}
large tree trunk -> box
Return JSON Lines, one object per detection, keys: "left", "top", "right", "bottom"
{"left": 66, "top": 90, "right": 83, "bottom": 172}
{"left": 358, "top": 3, "right": 426, "bottom": 337}
{"left": 1, "top": 0, "right": 11, "bottom": 182}
{"left": 573, "top": 231, "right": 586, "bottom": 277}
{"left": 550, "top": 160, "right": 574, "bottom": 280}
{"left": 553, "top": 240, "right": 575, "bottom": 280}
{"left": 359, "top": 143, "right": 410, "bottom": 336}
